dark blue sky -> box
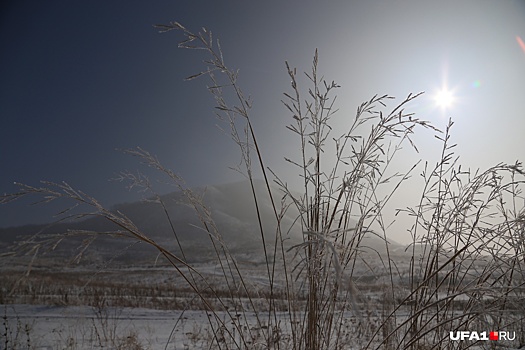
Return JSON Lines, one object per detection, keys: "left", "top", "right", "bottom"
{"left": 2, "top": 1, "right": 525, "bottom": 236}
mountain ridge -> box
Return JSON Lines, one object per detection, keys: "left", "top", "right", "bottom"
{"left": 0, "top": 180, "right": 404, "bottom": 265}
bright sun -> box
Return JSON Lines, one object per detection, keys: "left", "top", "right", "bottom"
{"left": 434, "top": 88, "right": 454, "bottom": 109}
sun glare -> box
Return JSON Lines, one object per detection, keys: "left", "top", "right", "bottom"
{"left": 434, "top": 88, "right": 454, "bottom": 109}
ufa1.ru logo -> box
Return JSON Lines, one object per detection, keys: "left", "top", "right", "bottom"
{"left": 449, "top": 331, "right": 516, "bottom": 341}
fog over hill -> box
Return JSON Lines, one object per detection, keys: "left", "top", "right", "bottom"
{"left": 0, "top": 180, "right": 405, "bottom": 265}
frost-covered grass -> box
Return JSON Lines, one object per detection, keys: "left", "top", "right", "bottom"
{"left": 2, "top": 22, "right": 525, "bottom": 350}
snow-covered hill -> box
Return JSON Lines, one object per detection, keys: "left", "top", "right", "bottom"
{"left": 0, "top": 180, "right": 404, "bottom": 265}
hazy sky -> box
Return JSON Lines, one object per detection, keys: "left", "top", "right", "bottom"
{"left": 2, "top": 1, "right": 525, "bottom": 236}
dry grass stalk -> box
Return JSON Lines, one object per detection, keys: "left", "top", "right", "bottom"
{"left": 1, "top": 22, "right": 525, "bottom": 350}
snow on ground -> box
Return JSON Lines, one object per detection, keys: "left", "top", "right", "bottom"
{"left": 3, "top": 304, "right": 227, "bottom": 349}
{"left": 3, "top": 304, "right": 305, "bottom": 350}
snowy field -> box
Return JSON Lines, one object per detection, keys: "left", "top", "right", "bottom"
{"left": 2, "top": 254, "right": 524, "bottom": 349}
{"left": 4, "top": 304, "right": 291, "bottom": 350}
{"left": 5, "top": 304, "right": 362, "bottom": 350}
{"left": 4, "top": 304, "right": 194, "bottom": 349}
{"left": 0, "top": 264, "right": 387, "bottom": 349}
